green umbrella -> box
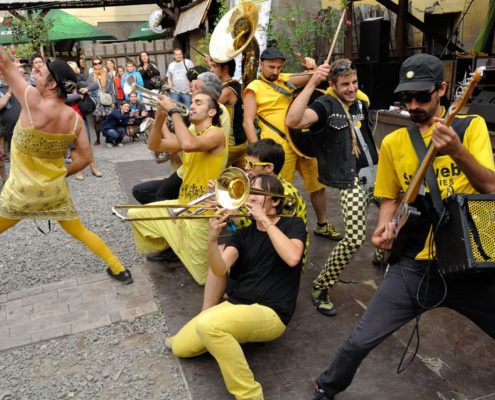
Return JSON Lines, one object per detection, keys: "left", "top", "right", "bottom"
{"left": 128, "top": 21, "right": 164, "bottom": 41}
{"left": 0, "top": 10, "right": 116, "bottom": 45}
{"left": 45, "top": 9, "right": 116, "bottom": 41}
{"left": 0, "top": 24, "right": 27, "bottom": 45}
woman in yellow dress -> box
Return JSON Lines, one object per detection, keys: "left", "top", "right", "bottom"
{"left": 0, "top": 51, "right": 132, "bottom": 285}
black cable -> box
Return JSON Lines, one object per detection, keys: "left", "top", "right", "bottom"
{"left": 396, "top": 262, "right": 421, "bottom": 374}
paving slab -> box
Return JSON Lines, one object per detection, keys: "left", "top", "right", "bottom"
{"left": 117, "top": 159, "right": 495, "bottom": 400}
{"left": 0, "top": 265, "right": 159, "bottom": 351}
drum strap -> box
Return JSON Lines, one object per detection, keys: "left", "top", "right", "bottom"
{"left": 256, "top": 114, "right": 287, "bottom": 140}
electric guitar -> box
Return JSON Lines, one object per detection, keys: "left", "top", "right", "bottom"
{"left": 387, "top": 67, "right": 485, "bottom": 263}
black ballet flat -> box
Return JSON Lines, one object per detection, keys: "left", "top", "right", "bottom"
{"left": 106, "top": 268, "right": 134, "bottom": 285}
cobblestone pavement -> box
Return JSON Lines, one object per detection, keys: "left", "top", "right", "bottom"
{"left": 0, "top": 139, "right": 190, "bottom": 400}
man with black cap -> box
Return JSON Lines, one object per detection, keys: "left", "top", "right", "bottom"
{"left": 311, "top": 53, "right": 495, "bottom": 400}
{"left": 0, "top": 50, "right": 133, "bottom": 285}
{"left": 244, "top": 47, "right": 342, "bottom": 242}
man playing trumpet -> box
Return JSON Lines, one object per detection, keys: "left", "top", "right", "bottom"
{"left": 128, "top": 91, "right": 227, "bottom": 285}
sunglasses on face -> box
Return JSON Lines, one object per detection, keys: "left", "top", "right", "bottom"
{"left": 244, "top": 158, "right": 273, "bottom": 169}
{"left": 399, "top": 87, "right": 438, "bottom": 104}
{"left": 93, "top": 61, "right": 102, "bottom": 66}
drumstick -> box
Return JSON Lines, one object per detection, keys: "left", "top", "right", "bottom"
{"left": 325, "top": 10, "right": 347, "bottom": 64}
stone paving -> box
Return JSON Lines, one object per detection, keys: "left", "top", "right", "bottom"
{"left": 0, "top": 265, "right": 158, "bottom": 351}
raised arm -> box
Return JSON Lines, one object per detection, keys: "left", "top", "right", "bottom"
{"left": 248, "top": 203, "right": 304, "bottom": 267}
{"left": 0, "top": 49, "right": 35, "bottom": 108}
{"left": 208, "top": 212, "right": 240, "bottom": 276}
{"left": 147, "top": 109, "right": 181, "bottom": 153}
{"left": 286, "top": 63, "right": 328, "bottom": 129}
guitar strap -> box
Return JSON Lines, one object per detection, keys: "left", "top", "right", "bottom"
{"left": 407, "top": 124, "right": 444, "bottom": 217}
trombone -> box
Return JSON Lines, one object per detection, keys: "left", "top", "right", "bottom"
{"left": 123, "top": 80, "right": 189, "bottom": 117}
{"left": 112, "top": 167, "right": 296, "bottom": 222}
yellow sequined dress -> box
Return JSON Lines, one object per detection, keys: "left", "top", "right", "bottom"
{"left": 0, "top": 120, "right": 78, "bottom": 220}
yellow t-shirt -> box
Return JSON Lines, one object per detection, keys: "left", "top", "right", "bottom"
{"left": 178, "top": 125, "right": 228, "bottom": 204}
{"left": 176, "top": 103, "right": 230, "bottom": 179}
{"left": 374, "top": 114, "right": 495, "bottom": 259}
{"left": 244, "top": 73, "right": 293, "bottom": 143}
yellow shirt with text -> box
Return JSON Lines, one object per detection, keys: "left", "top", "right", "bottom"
{"left": 374, "top": 114, "right": 495, "bottom": 259}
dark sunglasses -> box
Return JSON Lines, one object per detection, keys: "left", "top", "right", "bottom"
{"left": 93, "top": 61, "right": 102, "bottom": 65}
{"left": 332, "top": 63, "right": 356, "bottom": 74}
{"left": 399, "top": 87, "right": 438, "bottom": 104}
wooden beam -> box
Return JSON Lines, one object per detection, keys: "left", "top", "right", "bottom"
{"left": 395, "top": 0, "right": 407, "bottom": 60}
{"left": 375, "top": 0, "right": 464, "bottom": 53}
{"left": 344, "top": 1, "right": 353, "bottom": 59}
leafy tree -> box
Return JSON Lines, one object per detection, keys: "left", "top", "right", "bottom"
{"left": 11, "top": 12, "right": 52, "bottom": 56}
{"left": 268, "top": 2, "right": 348, "bottom": 70}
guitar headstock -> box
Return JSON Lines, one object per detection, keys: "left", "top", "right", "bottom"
{"left": 446, "top": 66, "right": 485, "bottom": 125}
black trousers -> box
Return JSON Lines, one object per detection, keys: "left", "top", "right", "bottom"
{"left": 316, "top": 258, "right": 495, "bottom": 397}
{"left": 132, "top": 171, "right": 182, "bottom": 204}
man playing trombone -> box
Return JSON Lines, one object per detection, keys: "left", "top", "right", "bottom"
{"left": 167, "top": 174, "right": 307, "bottom": 400}
{"left": 128, "top": 90, "right": 227, "bottom": 285}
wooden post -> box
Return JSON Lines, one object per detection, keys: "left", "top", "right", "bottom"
{"left": 344, "top": 0, "right": 353, "bottom": 59}
{"left": 395, "top": 0, "right": 408, "bottom": 61}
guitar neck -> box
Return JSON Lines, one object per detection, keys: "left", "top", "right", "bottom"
{"left": 402, "top": 144, "right": 438, "bottom": 204}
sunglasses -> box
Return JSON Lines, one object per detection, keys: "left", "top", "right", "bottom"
{"left": 93, "top": 61, "right": 102, "bottom": 66}
{"left": 244, "top": 158, "right": 273, "bottom": 169}
{"left": 399, "top": 87, "right": 438, "bottom": 104}
{"left": 332, "top": 63, "right": 356, "bottom": 74}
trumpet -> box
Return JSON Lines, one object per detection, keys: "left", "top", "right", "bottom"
{"left": 123, "top": 80, "right": 189, "bottom": 117}
{"left": 112, "top": 167, "right": 296, "bottom": 222}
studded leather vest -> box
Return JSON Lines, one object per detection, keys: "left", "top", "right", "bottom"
{"left": 309, "top": 94, "right": 378, "bottom": 189}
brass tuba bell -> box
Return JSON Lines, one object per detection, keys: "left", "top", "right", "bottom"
{"left": 209, "top": 1, "right": 260, "bottom": 87}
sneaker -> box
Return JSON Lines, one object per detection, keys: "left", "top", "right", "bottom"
{"left": 106, "top": 268, "right": 134, "bottom": 285}
{"left": 106, "top": 143, "right": 114, "bottom": 148}
{"left": 314, "top": 223, "right": 343, "bottom": 241}
{"left": 117, "top": 143, "right": 124, "bottom": 147}
{"left": 313, "top": 385, "right": 334, "bottom": 400}
{"left": 146, "top": 248, "right": 179, "bottom": 263}
{"left": 311, "top": 288, "right": 337, "bottom": 316}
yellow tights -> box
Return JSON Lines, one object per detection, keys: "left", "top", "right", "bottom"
{"left": 0, "top": 217, "right": 125, "bottom": 274}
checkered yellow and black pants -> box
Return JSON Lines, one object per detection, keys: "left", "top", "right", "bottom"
{"left": 313, "top": 181, "right": 372, "bottom": 290}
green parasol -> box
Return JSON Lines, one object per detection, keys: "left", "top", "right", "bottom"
{"left": 128, "top": 21, "right": 164, "bottom": 41}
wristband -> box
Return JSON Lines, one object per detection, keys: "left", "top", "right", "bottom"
{"left": 168, "top": 108, "right": 181, "bottom": 116}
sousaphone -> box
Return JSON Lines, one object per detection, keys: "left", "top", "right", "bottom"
{"left": 209, "top": 1, "right": 259, "bottom": 87}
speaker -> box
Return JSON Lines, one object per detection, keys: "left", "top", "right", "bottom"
{"left": 359, "top": 18, "right": 391, "bottom": 63}
{"left": 467, "top": 90, "right": 495, "bottom": 130}
{"left": 355, "top": 62, "right": 401, "bottom": 109}
{"left": 435, "top": 194, "right": 495, "bottom": 275}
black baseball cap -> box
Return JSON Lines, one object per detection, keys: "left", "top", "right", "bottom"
{"left": 394, "top": 53, "right": 444, "bottom": 93}
{"left": 260, "top": 47, "right": 285, "bottom": 61}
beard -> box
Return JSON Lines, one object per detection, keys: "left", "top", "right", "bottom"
{"left": 408, "top": 99, "right": 439, "bottom": 123}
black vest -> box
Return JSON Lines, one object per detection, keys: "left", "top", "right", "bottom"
{"left": 310, "top": 95, "right": 378, "bottom": 189}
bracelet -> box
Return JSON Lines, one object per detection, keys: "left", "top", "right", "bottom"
{"left": 168, "top": 108, "right": 181, "bottom": 116}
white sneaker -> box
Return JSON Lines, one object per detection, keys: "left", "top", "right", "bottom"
{"left": 106, "top": 143, "right": 113, "bottom": 148}
{"left": 117, "top": 143, "right": 124, "bottom": 147}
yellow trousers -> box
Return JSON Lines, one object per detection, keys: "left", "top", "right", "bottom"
{"left": 0, "top": 217, "right": 125, "bottom": 274}
{"left": 263, "top": 134, "right": 324, "bottom": 193}
{"left": 170, "top": 301, "right": 286, "bottom": 400}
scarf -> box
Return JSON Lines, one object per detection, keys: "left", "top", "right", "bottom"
{"left": 93, "top": 69, "right": 107, "bottom": 89}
